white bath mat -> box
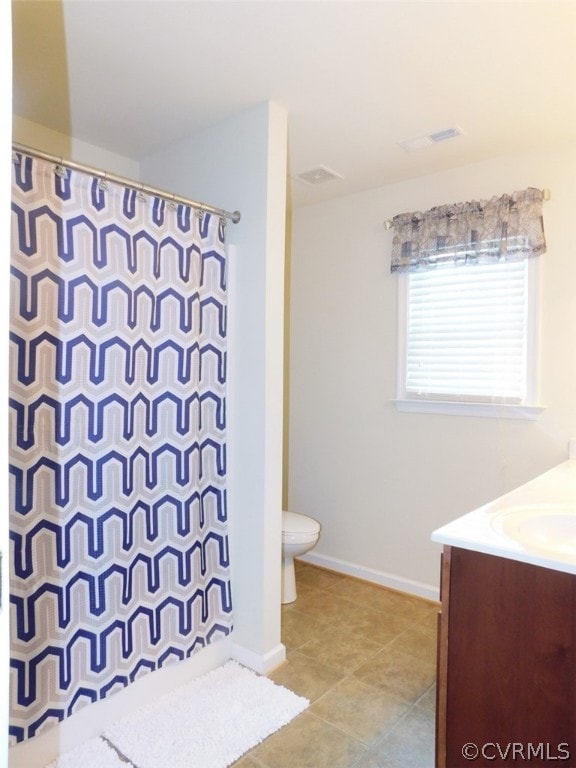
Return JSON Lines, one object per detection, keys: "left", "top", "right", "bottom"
{"left": 102, "top": 660, "right": 308, "bottom": 768}
{"left": 75, "top": 659, "right": 306, "bottom": 768}
{"left": 45, "top": 735, "right": 128, "bottom": 768}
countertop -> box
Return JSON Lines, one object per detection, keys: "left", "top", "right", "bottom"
{"left": 431, "top": 459, "right": 576, "bottom": 575}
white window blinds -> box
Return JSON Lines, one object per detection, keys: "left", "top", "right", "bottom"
{"left": 405, "top": 259, "right": 530, "bottom": 402}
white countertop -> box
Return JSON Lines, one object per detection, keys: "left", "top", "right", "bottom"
{"left": 431, "top": 459, "right": 576, "bottom": 575}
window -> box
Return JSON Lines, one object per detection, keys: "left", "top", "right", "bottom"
{"left": 390, "top": 188, "right": 546, "bottom": 419}
{"left": 396, "top": 257, "right": 542, "bottom": 418}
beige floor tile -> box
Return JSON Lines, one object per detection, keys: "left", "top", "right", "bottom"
{"left": 386, "top": 624, "right": 438, "bottom": 664}
{"left": 269, "top": 649, "right": 345, "bottom": 702}
{"left": 415, "top": 606, "right": 440, "bottom": 634}
{"left": 270, "top": 565, "right": 439, "bottom": 767}
{"left": 353, "top": 647, "right": 436, "bottom": 704}
{"left": 281, "top": 607, "right": 327, "bottom": 651}
{"left": 252, "top": 711, "right": 367, "bottom": 768}
{"left": 347, "top": 604, "right": 417, "bottom": 646}
{"left": 415, "top": 683, "right": 436, "bottom": 715}
{"left": 325, "top": 578, "right": 432, "bottom": 619}
{"left": 231, "top": 755, "right": 265, "bottom": 767}
{"left": 297, "top": 625, "right": 384, "bottom": 674}
{"left": 295, "top": 561, "right": 347, "bottom": 591}
{"left": 324, "top": 575, "right": 391, "bottom": 604}
{"left": 355, "top": 705, "right": 435, "bottom": 768}
{"left": 287, "top": 589, "right": 360, "bottom": 630}
{"left": 310, "top": 676, "right": 410, "bottom": 745}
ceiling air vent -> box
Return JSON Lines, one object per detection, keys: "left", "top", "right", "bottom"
{"left": 429, "top": 126, "right": 462, "bottom": 143}
{"left": 398, "top": 125, "right": 464, "bottom": 152}
{"left": 297, "top": 165, "right": 344, "bottom": 185}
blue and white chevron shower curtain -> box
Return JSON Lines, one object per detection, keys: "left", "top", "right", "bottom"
{"left": 9, "top": 152, "right": 233, "bottom": 743}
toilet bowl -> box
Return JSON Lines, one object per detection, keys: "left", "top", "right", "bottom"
{"left": 282, "top": 511, "right": 321, "bottom": 604}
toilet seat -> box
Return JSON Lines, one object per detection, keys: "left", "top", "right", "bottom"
{"left": 282, "top": 511, "right": 320, "bottom": 544}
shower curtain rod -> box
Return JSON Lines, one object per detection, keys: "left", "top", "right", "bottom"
{"left": 12, "top": 142, "right": 242, "bottom": 224}
{"left": 382, "top": 188, "right": 551, "bottom": 230}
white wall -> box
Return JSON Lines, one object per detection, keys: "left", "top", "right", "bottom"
{"left": 141, "top": 101, "right": 288, "bottom": 670}
{"left": 289, "top": 142, "right": 576, "bottom": 598}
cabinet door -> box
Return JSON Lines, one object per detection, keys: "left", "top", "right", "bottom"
{"left": 441, "top": 547, "right": 576, "bottom": 767}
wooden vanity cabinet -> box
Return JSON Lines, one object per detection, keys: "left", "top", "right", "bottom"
{"left": 436, "top": 546, "right": 576, "bottom": 767}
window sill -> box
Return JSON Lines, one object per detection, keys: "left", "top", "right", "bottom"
{"left": 392, "top": 399, "right": 546, "bottom": 420}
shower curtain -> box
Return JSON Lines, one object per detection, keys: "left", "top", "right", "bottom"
{"left": 9, "top": 152, "right": 233, "bottom": 743}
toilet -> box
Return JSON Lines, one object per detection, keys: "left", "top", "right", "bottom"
{"left": 281, "top": 511, "right": 321, "bottom": 604}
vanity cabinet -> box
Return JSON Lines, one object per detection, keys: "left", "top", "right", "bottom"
{"left": 436, "top": 545, "right": 576, "bottom": 767}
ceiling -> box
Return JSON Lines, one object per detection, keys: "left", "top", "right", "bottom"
{"left": 12, "top": 0, "right": 576, "bottom": 208}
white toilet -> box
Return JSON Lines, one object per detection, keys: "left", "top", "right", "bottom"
{"left": 281, "top": 511, "right": 321, "bottom": 604}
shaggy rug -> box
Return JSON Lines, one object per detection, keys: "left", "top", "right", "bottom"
{"left": 46, "top": 661, "right": 309, "bottom": 768}
{"left": 45, "top": 736, "right": 129, "bottom": 768}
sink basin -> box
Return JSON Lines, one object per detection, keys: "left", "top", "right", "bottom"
{"left": 491, "top": 504, "right": 576, "bottom": 559}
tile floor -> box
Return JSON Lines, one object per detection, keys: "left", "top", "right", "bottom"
{"left": 233, "top": 561, "right": 439, "bottom": 768}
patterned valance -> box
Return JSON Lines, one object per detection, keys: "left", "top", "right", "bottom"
{"left": 390, "top": 187, "right": 546, "bottom": 273}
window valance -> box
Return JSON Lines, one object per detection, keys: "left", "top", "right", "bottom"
{"left": 390, "top": 187, "right": 546, "bottom": 273}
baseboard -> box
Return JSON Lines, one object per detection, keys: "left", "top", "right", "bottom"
{"left": 230, "top": 641, "right": 287, "bottom": 675}
{"left": 8, "top": 637, "right": 233, "bottom": 768}
{"left": 298, "top": 551, "right": 440, "bottom": 603}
